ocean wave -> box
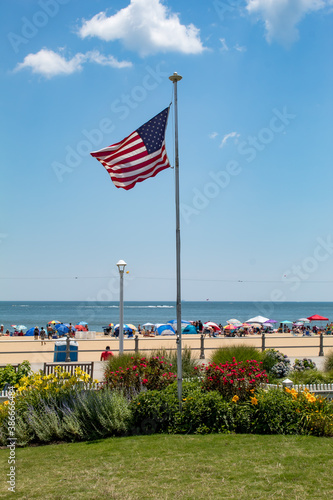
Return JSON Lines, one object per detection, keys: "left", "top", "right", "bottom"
{"left": 80, "top": 305, "right": 119, "bottom": 309}
{"left": 126, "top": 305, "right": 174, "bottom": 309}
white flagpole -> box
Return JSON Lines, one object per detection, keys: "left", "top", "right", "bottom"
{"left": 169, "top": 71, "right": 182, "bottom": 407}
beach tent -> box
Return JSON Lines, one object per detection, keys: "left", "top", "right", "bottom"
{"left": 25, "top": 327, "right": 37, "bottom": 336}
{"left": 167, "top": 319, "right": 191, "bottom": 332}
{"left": 168, "top": 319, "right": 191, "bottom": 326}
{"left": 307, "top": 315, "right": 329, "bottom": 321}
{"left": 155, "top": 324, "right": 176, "bottom": 335}
{"left": 182, "top": 324, "right": 198, "bottom": 334}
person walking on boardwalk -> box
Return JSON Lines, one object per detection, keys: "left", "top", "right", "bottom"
{"left": 34, "top": 326, "right": 39, "bottom": 340}
{"left": 40, "top": 327, "right": 47, "bottom": 345}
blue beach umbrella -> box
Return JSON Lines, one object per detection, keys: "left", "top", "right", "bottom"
{"left": 55, "top": 324, "right": 70, "bottom": 335}
{"left": 114, "top": 324, "right": 133, "bottom": 332}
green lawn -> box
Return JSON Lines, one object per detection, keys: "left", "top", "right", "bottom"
{"left": 1, "top": 434, "right": 332, "bottom": 499}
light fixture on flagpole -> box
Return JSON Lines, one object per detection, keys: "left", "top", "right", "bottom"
{"left": 116, "top": 260, "right": 127, "bottom": 355}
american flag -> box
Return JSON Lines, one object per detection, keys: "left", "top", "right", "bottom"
{"left": 91, "top": 108, "right": 171, "bottom": 190}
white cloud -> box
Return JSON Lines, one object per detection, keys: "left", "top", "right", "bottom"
{"left": 234, "top": 44, "right": 247, "bottom": 52}
{"left": 209, "top": 132, "right": 218, "bottom": 139}
{"left": 78, "top": 0, "right": 205, "bottom": 56}
{"left": 246, "top": 0, "right": 330, "bottom": 46}
{"left": 219, "top": 38, "right": 229, "bottom": 51}
{"left": 14, "top": 49, "right": 132, "bottom": 78}
{"left": 86, "top": 51, "right": 132, "bottom": 69}
{"left": 219, "top": 132, "right": 240, "bottom": 148}
{"left": 15, "top": 49, "right": 85, "bottom": 77}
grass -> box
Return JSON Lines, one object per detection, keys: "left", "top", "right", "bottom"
{"left": 1, "top": 434, "right": 332, "bottom": 499}
{"left": 210, "top": 345, "right": 264, "bottom": 365}
{"left": 324, "top": 349, "right": 333, "bottom": 372}
{"left": 151, "top": 346, "right": 198, "bottom": 377}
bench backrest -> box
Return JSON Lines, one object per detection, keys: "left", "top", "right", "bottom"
{"left": 43, "top": 362, "right": 94, "bottom": 379}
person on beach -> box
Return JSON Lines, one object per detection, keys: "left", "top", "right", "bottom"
{"left": 40, "top": 327, "right": 46, "bottom": 345}
{"left": 100, "top": 346, "right": 113, "bottom": 361}
{"left": 0, "top": 325, "right": 3, "bottom": 334}
{"left": 34, "top": 326, "right": 39, "bottom": 340}
{"left": 47, "top": 324, "right": 53, "bottom": 339}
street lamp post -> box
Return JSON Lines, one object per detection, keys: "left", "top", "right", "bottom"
{"left": 117, "top": 260, "right": 127, "bottom": 355}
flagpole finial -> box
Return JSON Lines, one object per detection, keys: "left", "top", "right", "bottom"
{"left": 169, "top": 72, "right": 182, "bottom": 82}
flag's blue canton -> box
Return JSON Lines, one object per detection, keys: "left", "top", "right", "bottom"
{"left": 137, "top": 107, "right": 169, "bottom": 155}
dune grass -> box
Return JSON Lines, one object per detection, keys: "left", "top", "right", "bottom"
{"left": 1, "top": 434, "right": 332, "bottom": 499}
{"left": 210, "top": 344, "right": 264, "bottom": 365}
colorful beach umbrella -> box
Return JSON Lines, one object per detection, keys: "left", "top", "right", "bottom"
{"left": 48, "top": 320, "right": 61, "bottom": 324}
{"left": 227, "top": 319, "right": 242, "bottom": 325}
{"left": 224, "top": 324, "right": 239, "bottom": 330}
{"left": 204, "top": 321, "right": 221, "bottom": 332}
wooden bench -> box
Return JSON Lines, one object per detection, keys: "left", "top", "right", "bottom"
{"left": 43, "top": 362, "right": 94, "bottom": 379}
{"left": 0, "top": 364, "right": 20, "bottom": 373}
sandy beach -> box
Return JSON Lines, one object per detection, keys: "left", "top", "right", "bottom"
{"left": 1, "top": 332, "right": 333, "bottom": 366}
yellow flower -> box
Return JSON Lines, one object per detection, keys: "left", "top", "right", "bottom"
{"left": 250, "top": 396, "right": 258, "bottom": 405}
{"left": 232, "top": 395, "right": 239, "bottom": 403}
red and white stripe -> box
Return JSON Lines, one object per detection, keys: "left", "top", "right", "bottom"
{"left": 91, "top": 131, "right": 170, "bottom": 190}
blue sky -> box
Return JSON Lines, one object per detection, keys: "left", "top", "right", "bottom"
{"left": 1, "top": 0, "right": 333, "bottom": 302}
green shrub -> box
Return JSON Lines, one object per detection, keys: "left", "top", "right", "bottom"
{"left": 0, "top": 389, "right": 131, "bottom": 446}
{"left": 250, "top": 388, "right": 303, "bottom": 435}
{"left": 130, "top": 389, "right": 179, "bottom": 435}
{"left": 324, "top": 350, "right": 333, "bottom": 372}
{"left": 103, "top": 354, "right": 177, "bottom": 395}
{"left": 199, "top": 359, "right": 268, "bottom": 400}
{"left": 210, "top": 345, "right": 263, "bottom": 365}
{"left": 64, "top": 389, "right": 131, "bottom": 440}
{"left": 0, "top": 361, "right": 31, "bottom": 390}
{"left": 173, "top": 390, "right": 236, "bottom": 434}
{"left": 284, "top": 386, "right": 333, "bottom": 437}
{"left": 289, "top": 369, "right": 333, "bottom": 385}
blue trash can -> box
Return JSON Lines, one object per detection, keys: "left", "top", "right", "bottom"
{"left": 53, "top": 339, "right": 78, "bottom": 362}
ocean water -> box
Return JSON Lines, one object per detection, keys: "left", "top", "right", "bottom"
{"left": 0, "top": 301, "right": 332, "bottom": 332}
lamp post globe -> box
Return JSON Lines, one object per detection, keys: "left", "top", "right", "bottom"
{"left": 117, "top": 260, "right": 127, "bottom": 354}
